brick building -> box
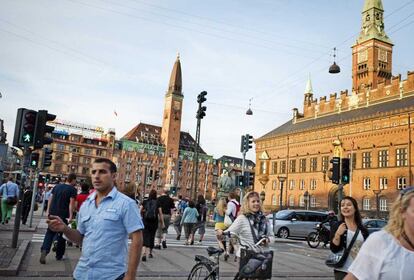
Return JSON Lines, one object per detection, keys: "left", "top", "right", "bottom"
{"left": 115, "top": 56, "right": 216, "bottom": 199}
{"left": 254, "top": 0, "right": 414, "bottom": 216}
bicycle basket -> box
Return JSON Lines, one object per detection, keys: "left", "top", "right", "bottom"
{"left": 239, "top": 249, "right": 273, "bottom": 279}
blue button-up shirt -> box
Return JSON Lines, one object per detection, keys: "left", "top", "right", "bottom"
{"left": 0, "top": 181, "right": 20, "bottom": 200}
{"left": 73, "top": 187, "right": 144, "bottom": 280}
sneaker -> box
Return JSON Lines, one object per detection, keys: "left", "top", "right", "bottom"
{"left": 5, "top": 219, "right": 8, "bottom": 224}
{"left": 198, "top": 240, "right": 202, "bottom": 244}
{"left": 154, "top": 245, "right": 161, "bottom": 250}
{"left": 176, "top": 235, "right": 181, "bottom": 240}
{"left": 52, "top": 242, "right": 57, "bottom": 252}
{"left": 141, "top": 256, "right": 147, "bottom": 262}
{"left": 162, "top": 240, "right": 167, "bottom": 249}
{"left": 234, "top": 256, "right": 238, "bottom": 262}
{"left": 149, "top": 253, "right": 153, "bottom": 258}
{"left": 55, "top": 256, "right": 66, "bottom": 261}
{"left": 39, "top": 251, "right": 47, "bottom": 264}
{"left": 190, "top": 240, "right": 194, "bottom": 245}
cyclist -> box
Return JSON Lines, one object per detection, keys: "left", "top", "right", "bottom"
{"left": 217, "top": 191, "right": 271, "bottom": 258}
{"left": 214, "top": 197, "right": 230, "bottom": 260}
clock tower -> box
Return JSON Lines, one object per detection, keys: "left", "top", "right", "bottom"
{"left": 352, "top": 0, "right": 393, "bottom": 91}
{"left": 161, "top": 55, "right": 183, "bottom": 187}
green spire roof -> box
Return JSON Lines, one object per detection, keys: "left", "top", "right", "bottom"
{"left": 363, "top": 0, "right": 384, "bottom": 13}
{"left": 356, "top": 0, "right": 392, "bottom": 45}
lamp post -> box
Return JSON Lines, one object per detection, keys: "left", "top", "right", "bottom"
{"left": 277, "top": 176, "right": 286, "bottom": 211}
{"left": 260, "top": 191, "right": 266, "bottom": 205}
{"left": 373, "top": 189, "right": 382, "bottom": 218}
{"left": 304, "top": 190, "right": 309, "bottom": 210}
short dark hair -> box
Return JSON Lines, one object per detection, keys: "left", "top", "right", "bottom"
{"left": 94, "top": 158, "right": 117, "bottom": 173}
{"left": 149, "top": 189, "right": 157, "bottom": 200}
{"left": 188, "top": 200, "right": 195, "bottom": 208}
{"left": 197, "top": 194, "right": 206, "bottom": 205}
{"left": 80, "top": 183, "right": 90, "bottom": 192}
{"left": 67, "top": 173, "right": 77, "bottom": 182}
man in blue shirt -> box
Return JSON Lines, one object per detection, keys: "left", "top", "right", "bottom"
{"left": 47, "top": 158, "right": 144, "bottom": 280}
{"left": 0, "top": 177, "right": 20, "bottom": 224}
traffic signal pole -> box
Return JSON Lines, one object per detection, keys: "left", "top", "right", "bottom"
{"left": 240, "top": 150, "right": 246, "bottom": 205}
{"left": 28, "top": 169, "right": 39, "bottom": 228}
{"left": 12, "top": 145, "right": 30, "bottom": 248}
{"left": 337, "top": 158, "right": 343, "bottom": 215}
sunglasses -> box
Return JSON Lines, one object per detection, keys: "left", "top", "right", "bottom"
{"left": 400, "top": 186, "right": 414, "bottom": 196}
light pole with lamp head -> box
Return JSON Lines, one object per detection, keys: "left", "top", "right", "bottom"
{"left": 304, "top": 190, "right": 309, "bottom": 210}
{"left": 373, "top": 189, "right": 382, "bottom": 218}
{"left": 277, "top": 176, "right": 286, "bottom": 211}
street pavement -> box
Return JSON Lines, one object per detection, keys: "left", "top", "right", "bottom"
{"left": 1, "top": 214, "right": 334, "bottom": 279}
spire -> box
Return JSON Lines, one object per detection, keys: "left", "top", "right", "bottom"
{"left": 168, "top": 54, "right": 182, "bottom": 95}
{"left": 357, "top": 0, "right": 392, "bottom": 45}
{"left": 304, "top": 74, "right": 313, "bottom": 94}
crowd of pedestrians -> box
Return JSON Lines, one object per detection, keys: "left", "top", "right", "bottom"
{"left": 3, "top": 156, "right": 414, "bottom": 280}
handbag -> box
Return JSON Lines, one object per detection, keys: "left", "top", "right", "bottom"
{"left": 224, "top": 214, "right": 233, "bottom": 227}
{"left": 5, "top": 183, "right": 18, "bottom": 206}
{"left": 325, "top": 227, "right": 360, "bottom": 268}
{"left": 238, "top": 216, "right": 273, "bottom": 279}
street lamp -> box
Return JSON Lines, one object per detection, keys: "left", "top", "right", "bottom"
{"left": 260, "top": 191, "right": 266, "bottom": 205}
{"left": 373, "top": 189, "right": 382, "bottom": 218}
{"left": 277, "top": 176, "right": 286, "bottom": 211}
{"left": 304, "top": 190, "right": 310, "bottom": 210}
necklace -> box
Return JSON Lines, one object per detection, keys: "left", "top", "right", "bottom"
{"left": 402, "top": 231, "right": 414, "bottom": 250}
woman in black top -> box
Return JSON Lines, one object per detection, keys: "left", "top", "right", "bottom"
{"left": 330, "top": 196, "right": 369, "bottom": 280}
{"left": 140, "top": 190, "right": 164, "bottom": 262}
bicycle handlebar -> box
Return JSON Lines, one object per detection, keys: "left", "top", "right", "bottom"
{"left": 225, "top": 231, "right": 269, "bottom": 247}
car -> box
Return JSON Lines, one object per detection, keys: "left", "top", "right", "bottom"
{"left": 363, "top": 219, "right": 387, "bottom": 234}
{"left": 273, "top": 210, "right": 329, "bottom": 239}
{"left": 266, "top": 214, "right": 274, "bottom": 233}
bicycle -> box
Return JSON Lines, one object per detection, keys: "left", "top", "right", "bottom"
{"left": 187, "top": 232, "right": 272, "bottom": 280}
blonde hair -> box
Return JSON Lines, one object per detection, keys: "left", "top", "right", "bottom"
{"left": 385, "top": 190, "right": 414, "bottom": 239}
{"left": 216, "top": 197, "right": 227, "bottom": 216}
{"left": 241, "top": 191, "right": 263, "bottom": 215}
{"left": 122, "top": 183, "right": 135, "bottom": 197}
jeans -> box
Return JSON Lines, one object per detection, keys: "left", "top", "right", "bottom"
{"left": 41, "top": 218, "right": 68, "bottom": 259}
{"left": 1, "top": 200, "right": 13, "bottom": 223}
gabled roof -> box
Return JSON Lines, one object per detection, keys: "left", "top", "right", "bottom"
{"left": 122, "top": 122, "right": 205, "bottom": 154}
{"left": 258, "top": 94, "right": 414, "bottom": 141}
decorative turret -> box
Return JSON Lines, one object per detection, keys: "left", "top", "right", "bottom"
{"left": 167, "top": 54, "right": 183, "bottom": 95}
{"left": 304, "top": 74, "right": 313, "bottom": 105}
{"left": 357, "top": 0, "right": 392, "bottom": 45}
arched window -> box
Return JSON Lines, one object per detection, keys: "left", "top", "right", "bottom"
{"left": 310, "top": 196, "right": 316, "bottom": 208}
{"left": 289, "top": 195, "right": 295, "bottom": 207}
{"left": 362, "top": 197, "right": 370, "bottom": 211}
{"left": 379, "top": 197, "right": 388, "bottom": 211}
{"left": 299, "top": 195, "right": 305, "bottom": 207}
{"left": 272, "top": 194, "right": 277, "bottom": 205}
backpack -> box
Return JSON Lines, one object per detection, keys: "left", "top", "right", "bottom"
{"left": 144, "top": 200, "right": 157, "bottom": 220}
{"left": 197, "top": 204, "right": 208, "bottom": 222}
{"left": 178, "top": 200, "right": 187, "bottom": 214}
{"left": 229, "top": 200, "right": 241, "bottom": 222}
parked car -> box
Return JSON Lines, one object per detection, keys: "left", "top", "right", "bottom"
{"left": 266, "top": 214, "right": 274, "bottom": 233}
{"left": 363, "top": 219, "right": 387, "bottom": 234}
{"left": 273, "top": 210, "right": 328, "bottom": 239}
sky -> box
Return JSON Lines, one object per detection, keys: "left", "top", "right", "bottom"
{"left": 1, "top": 0, "right": 413, "bottom": 161}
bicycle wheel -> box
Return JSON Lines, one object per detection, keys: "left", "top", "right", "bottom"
{"left": 307, "top": 232, "right": 320, "bottom": 248}
{"left": 188, "top": 262, "right": 216, "bottom": 280}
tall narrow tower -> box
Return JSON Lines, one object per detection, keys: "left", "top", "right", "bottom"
{"left": 352, "top": 0, "right": 393, "bottom": 91}
{"left": 161, "top": 55, "right": 183, "bottom": 186}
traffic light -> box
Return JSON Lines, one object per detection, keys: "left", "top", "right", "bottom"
{"left": 244, "top": 172, "right": 255, "bottom": 187}
{"left": 42, "top": 148, "right": 53, "bottom": 168}
{"left": 30, "top": 152, "right": 40, "bottom": 168}
{"left": 13, "top": 108, "right": 37, "bottom": 147}
{"left": 240, "top": 135, "right": 246, "bottom": 153}
{"left": 196, "top": 91, "right": 207, "bottom": 120}
{"left": 170, "top": 186, "right": 177, "bottom": 196}
{"left": 196, "top": 106, "right": 207, "bottom": 119}
{"left": 197, "top": 91, "right": 207, "bottom": 103}
{"left": 341, "top": 158, "right": 350, "bottom": 184}
{"left": 45, "top": 174, "right": 51, "bottom": 182}
{"left": 34, "top": 110, "right": 56, "bottom": 149}
{"left": 235, "top": 175, "right": 244, "bottom": 187}
{"left": 328, "top": 157, "right": 340, "bottom": 184}
{"left": 154, "top": 171, "right": 160, "bottom": 180}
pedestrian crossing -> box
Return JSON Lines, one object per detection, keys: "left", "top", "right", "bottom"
{"left": 31, "top": 230, "right": 221, "bottom": 249}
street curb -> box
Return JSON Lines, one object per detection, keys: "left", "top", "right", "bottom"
{"left": 274, "top": 238, "right": 304, "bottom": 244}
{"left": 0, "top": 240, "right": 30, "bottom": 276}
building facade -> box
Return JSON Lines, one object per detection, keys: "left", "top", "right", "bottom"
{"left": 254, "top": 0, "right": 414, "bottom": 216}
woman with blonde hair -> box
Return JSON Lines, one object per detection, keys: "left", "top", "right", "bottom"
{"left": 217, "top": 191, "right": 270, "bottom": 258}
{"left": 345, "top": 187, "right": 414, "bottom": 280}
{"left": 214, "top": 197, "right": 229, "bottom": 260}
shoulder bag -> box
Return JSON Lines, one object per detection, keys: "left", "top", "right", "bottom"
{"left": 238, "top": 216, "right": 273, "bottom": 279}
{"left": 5, "top": 183, "right": 18, "bottom": 206}
{"left": 325, "top": 227, "right": 360, "bottom": 268}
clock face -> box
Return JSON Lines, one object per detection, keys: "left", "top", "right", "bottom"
{"left": 378, "top": 49, "right": 387, "bottom": 62}
{"left": 357, "top": 50, "right": 368, "bottom": 63}
{"left": 173, "top": 101, "right": 181, "bottom": 110}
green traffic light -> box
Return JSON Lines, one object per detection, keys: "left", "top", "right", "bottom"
{"left": 31, "top": 160, "right": 36, "bottom": 166}
{"left": 22, "top": 134, "right": 32, "bottom": 142}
